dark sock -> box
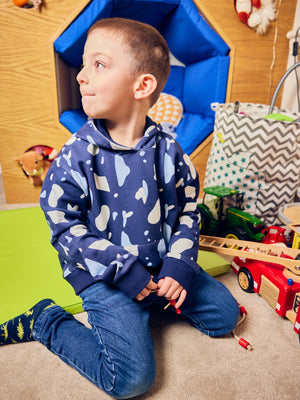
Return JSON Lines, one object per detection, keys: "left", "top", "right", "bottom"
{"left": 0, "top": 299, "right": 55, "bottom": 345}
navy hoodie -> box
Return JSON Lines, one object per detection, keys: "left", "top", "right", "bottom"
{"left": 40, "top": 117, "right": 200, "bottom": 299}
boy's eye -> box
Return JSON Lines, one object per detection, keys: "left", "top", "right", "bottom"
{"left": 95, "top": 61, "right": 104, "bottom": 69}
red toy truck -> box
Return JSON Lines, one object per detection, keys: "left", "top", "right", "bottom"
{"left": 231, "top": 255, "right": 300, "bottom": 334}
{"left": 199, "top": 235, "right": 300, "bottom": 335}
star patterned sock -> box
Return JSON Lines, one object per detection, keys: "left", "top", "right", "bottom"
{"left": 0, "top": 299, "right": 56, "bottom": 345}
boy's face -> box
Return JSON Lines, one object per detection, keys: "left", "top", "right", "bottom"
{"left": 77, "top": 29, "right": 138, "bottom": 121}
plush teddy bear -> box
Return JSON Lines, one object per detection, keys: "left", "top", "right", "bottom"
{"left": 14, "top": 146, "right": 57, "bottom": 186}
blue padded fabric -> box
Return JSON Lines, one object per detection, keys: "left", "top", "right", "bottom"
{"left": 163, "top": 66, "right": 185, "bottom": 100}
{"left": 176, "top": 113, "right": 214, "bottom": 155}
{"left": 161, "top": 0, "right": 229, "bottom": 64}
{"left": 183, "top": 56, "right": 230, "bottom": 117}
{"left": 112, "top": 0, "right": 180, "bottom": 28}
{"left": 59, "top": 109, "right": 88, "bottom": 134}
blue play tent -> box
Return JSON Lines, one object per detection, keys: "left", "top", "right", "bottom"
{"left": 54, "top": 0, "right": 230, "bottom": 155}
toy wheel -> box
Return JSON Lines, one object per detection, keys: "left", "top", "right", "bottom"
{"left": 238, "top": 267, "right": 254, "bottom": 293}
{"left": 225, "top": 228, "right": 248, "bottom": 241}
{"left": 199, "top": 208, "right": 209, "bottom": 235}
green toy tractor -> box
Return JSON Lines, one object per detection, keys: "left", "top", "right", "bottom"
{"left": 198, "top": 186, "right": 264, "bottom": 242}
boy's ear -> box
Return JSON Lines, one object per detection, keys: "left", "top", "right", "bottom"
{"left": 134, "top": 74, "right": 157, "bottom": 100}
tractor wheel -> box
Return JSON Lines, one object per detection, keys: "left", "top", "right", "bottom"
{"left": 223, "top": 228, "right": 248, "bottom": 249}
{"left": 224, "top": 228, "right": 248, "bottom": 241}
{"left": 238, "top": 267, "right": 254, "bottom": 293}
{"left": 199, "top": 208, "right": 210, "bottom": 235}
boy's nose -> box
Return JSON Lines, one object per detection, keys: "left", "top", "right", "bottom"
{"left": 77, "top": 67, "right": 87, "bottom": 84}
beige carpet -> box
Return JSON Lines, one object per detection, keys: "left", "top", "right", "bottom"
{"left": 1, "top": 271, "right": 299, "bottom": 400}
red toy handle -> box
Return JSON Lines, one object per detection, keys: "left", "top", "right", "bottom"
{"left": 169, "top": 299, "right": 181, "bottom": 314}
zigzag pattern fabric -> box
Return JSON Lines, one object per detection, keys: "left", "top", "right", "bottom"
{"left": 204, "top": 103, "right": 300, "bottom": 225}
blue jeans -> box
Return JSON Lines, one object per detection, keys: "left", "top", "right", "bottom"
{"left": 33, "top": 269, "right": 239, "bottom": 399}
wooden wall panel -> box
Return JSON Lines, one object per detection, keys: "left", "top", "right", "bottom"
{"left": 0, "top": 0, "right": 90, "bottom": 203}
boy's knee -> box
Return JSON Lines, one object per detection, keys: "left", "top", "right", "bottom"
{"left": 106, "top": 358, "right": 156, "bottom": 399}
{"left": 192, "top": 288, "right": 240, "bottom": 337}
{"left": 122, "top": 364, "right": 155, "bottom": 399}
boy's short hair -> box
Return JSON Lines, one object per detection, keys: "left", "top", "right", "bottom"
{"left": 88, "top": 17, "right": 170, "bottom": 106}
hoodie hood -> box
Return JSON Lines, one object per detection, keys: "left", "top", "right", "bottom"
{"left": 75, "top": 117, "right": 161, "bottom": 152}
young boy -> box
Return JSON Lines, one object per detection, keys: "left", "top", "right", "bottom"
{"left": 0, "top": 18, "right": 239, "bottom": 399}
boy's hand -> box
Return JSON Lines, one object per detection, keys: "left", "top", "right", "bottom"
{"left": 135, "top": 277, "right": 158, "bottom": 301}
{"left": 156, "top": 277, "right": 187, "bottom": 309}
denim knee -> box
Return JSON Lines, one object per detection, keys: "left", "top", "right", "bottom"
{"left": 184, "top": 273, "right": 241, "bottom": 337}
{"left": 109, "top": 358, "right": 156, "bottom": 399}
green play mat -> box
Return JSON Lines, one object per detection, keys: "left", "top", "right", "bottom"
{"left": 0, "top": 206, "right": 230, "bottom": 324}
{"left": 0, "top": 207, "right": 83, "bottom": 324}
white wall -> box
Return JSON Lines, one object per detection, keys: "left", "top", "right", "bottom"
{"left": 280, "top": 0, "right": 300, "bottom": 113}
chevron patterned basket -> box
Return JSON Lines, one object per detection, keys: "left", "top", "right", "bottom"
{"left": 204, "top": 103, "right": 300, "bottom": 226}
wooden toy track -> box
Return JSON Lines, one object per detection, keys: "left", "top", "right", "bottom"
{"left": 199, "top": 235, "right": 300, "bottom": 276}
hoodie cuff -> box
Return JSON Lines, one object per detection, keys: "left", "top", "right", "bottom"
{"left": 115, "top": 260, "right": 151, "bottom": 299}
{"left": 157, "top": 258, "right": 196, "bottom": 292}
